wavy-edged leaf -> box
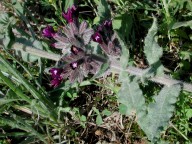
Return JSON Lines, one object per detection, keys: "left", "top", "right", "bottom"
{"left": 118, "top": 77, "right": 146, "bottom": 117}
{"left": 138, "top": 84, "right": 181, "bottom": 142}
{"left": 144, "top": 17, "right": 163, "bottom": 65}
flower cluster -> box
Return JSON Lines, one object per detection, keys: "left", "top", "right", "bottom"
{"left": 43, "top": 5, "right": 121, "bottom": 87}
{"left": 92, "top": 20, "right": 121, "bottom": 57}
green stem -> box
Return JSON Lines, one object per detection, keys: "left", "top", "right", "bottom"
{"left": 9, "top": 42, "right": 192, "bottom": 93}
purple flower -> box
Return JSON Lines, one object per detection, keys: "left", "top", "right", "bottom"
{"left": 92, "top": 32, "right": 103, "bottom": 44}
{"left": 50, "top": 78, "right": 62, "bottom": 88}
{"left": 62, "top": 5, "right": 78, "bottom": 23}
{"left": 42, "top": 26, "right": 55, "bottom": 38}
{"left": 49, "top": 68, "right": 63, "bottom": 87}
{"left": 49, "top": 68, "right": 62, "bottom": 79}
{"left": 70, "top": 62, "right": 78, "bottom": 69}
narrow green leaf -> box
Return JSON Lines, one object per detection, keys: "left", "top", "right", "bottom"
{"left": 64, "top": 0, "right": 74, "bottom": 12}
{"left": 0, "top": 132, "right": 31, "bottom": 137}
{"left": 0, "top": 70, "right": 31, "bottom": 103}
{"left": 138, "top": 84, "right": 181, "bottom": 142}
{"left": 15, "top": 136, "right": 37, "bottom": 144}
{"left": 0, "top": 54, "right": 57, "bottom": 122}
{"left": 0, "top": 98, "right": 19, "bottom": 106}
{"left": 0, "top": 117, "right": 47, "bottom": 143}
{"left": 171, "top": 20, "right": 192, "bottom": 29}
{"left": 144, "top": 17, "right": 163, "bottom": 65}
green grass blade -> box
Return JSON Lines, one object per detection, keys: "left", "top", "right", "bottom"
{"left": 0, "top": 70, "right": 31, "bottom": 103}
{"left": 0, "top": 117, "right": 47, "bottom": 144}
{"left": 0, "top": 54, "right": 58, "bottom": 122}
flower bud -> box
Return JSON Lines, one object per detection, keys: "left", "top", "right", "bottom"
{"left": 62, "top": 5, "right": 78, "bottom": 23}
{"left": 92, "top": 32, "right": 103, "bottom": 44}
{"left": 42, "top": 26, "right": 55, "bottom": 38}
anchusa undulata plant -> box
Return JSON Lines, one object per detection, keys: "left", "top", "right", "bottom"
{"left": 42, "top": 5, "right": 121, "bottom": 87}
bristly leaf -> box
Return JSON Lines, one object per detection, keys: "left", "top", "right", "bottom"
{"left": 112, "top": 31, "right": 129, "bottom": 82}
{"left": 97, "top": 0, "right": 111, "bottom": 21}
{"left": 14, "top": 37, "right": 43, "bottom": 62}
{"left": 144, "top": 16, "right": 163, "bottom": 65}
{"left": 118, "top": 77, "right": 146, "bottom": 117}
{"left": 115, "top": 32, "right": 129, "bottom": 70}
{"left": 138, "top": 84, "right": 181, "bottom": 142}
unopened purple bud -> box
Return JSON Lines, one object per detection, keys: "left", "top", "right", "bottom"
{"left": 49, "top": 68, "right": 62, "bottom": 79}
{"left": 71, "top": 5, "right": 77, "bottom": 12}
{"left": 42, "top": 26, "right": 55, "bottom": 38}
{"left": 50, "top": 78, "right": 62, "bottom": 87}
{"left": 62, "top": 5, "right": 78, "bottom": 23}
{"left": 92, "top": 32, "right": 103, "bottom": 44}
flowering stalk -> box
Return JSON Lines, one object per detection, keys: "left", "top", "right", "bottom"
{"left": 39, "top": 5, "right": 192, "bottom": 90}
{"left": 10, "top": 42, "right": 192, "bottom": 93}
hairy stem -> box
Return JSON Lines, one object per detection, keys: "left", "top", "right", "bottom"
{"left": 11, "top": 42, "right": 192, "bottom": 93}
